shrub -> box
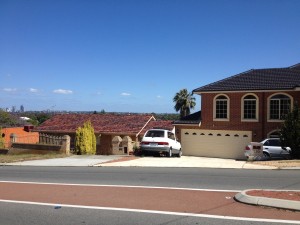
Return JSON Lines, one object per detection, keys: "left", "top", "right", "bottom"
{"left": 280, "top": 104, "right": 300, "bottom": 159}
{"left": 75, "top": 121, "right": 96, "bottom": 155}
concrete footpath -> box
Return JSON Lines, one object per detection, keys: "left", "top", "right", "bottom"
{"left": 2, "top": 155, "right": 279, "bottom": 169}
{"left": 2, "top": 155, "right": 123, "bottom": 167}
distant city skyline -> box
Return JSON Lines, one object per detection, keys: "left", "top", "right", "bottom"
{"left": 1, "top": 0, "right": 299, "bottom": 113}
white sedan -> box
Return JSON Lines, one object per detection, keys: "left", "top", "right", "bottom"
{"left": 140, "top": 129, "right": 182, "bottom": 157}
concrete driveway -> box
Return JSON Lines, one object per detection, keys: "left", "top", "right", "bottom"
{"left": 4, "top": 155, "right": 125, "bottom": 167}
{"left": 2, "top": 155, "right": 278, "bottom": 169}
{"left": 98, "top": 156, "right": 277, "bottom": 169}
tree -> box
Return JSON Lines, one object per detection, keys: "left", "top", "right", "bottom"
{"left": 0, "top": 110, "right": 18, "bottom": 126}
{"left": 280, "top": 103, "right": 300, "bottom": 159}
{"left": 173, "top": 89, "right": 196, "bottom": 118}
{"left": 75, "top": 120, "right": 96, "bottom": 155}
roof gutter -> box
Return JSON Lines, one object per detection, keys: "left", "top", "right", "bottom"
{"left": 193, "top": 88, "right": 296, "bottom": 95}
{"left": 136, "top": 115, "right": 156, "bottom": 137}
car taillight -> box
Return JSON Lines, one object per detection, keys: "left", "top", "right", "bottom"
{"left": 158, "top": 142, "right": 169, "bottom": 146}
{"left": 245, "top": 146, "right": 251, "bottom": 151}
{"left": 141, "top": 142, "right": 150, "bottom": 145}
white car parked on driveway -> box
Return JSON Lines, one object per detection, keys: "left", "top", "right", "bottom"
{"left": 140, "top": 129, "right": 182, "bottom": 157}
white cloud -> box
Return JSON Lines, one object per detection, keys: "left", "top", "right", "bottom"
{"left": 3, "top": 88, "right": 17, "bottom": 92}
{"left": 156, "top": 95, "right": 162, "bottom": 98}
{"left": 121, "top": 92, "right": 131, "bottom": 96}
{"left": 29, "top": 88, "right": 38, "bottom": 93}
{"left": 53, "top": 89, "right": 73, "bottom": 94}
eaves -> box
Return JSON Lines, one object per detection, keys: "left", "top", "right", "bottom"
{"left": 193, "top": 88, "right": 299, "bottom": 95}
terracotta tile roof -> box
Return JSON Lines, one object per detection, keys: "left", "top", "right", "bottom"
{"left": 139, "top": 120, "right": 175, "bottom": 136}
{"left": 193, "top": 63, "right": 300, "bottom": 93}
{"left": 1, "top": 127, "right": 39, "bottom": 147}
{"left": 35, "top": 113, "right": 155, "bottom": 135}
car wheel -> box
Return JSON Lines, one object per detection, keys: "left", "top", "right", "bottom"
{"left": 167, "top": 148, "right": 172, "bottom": 157}
{"left": 177, "top": 150, "right": 182, "bottom": 158}
{"left": 263, "top": 152, "right": 271, "bottom": 159}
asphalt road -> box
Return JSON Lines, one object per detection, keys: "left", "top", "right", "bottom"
{"left": 0, "top": 167, "right": 300, "bottom": 225}
{"left": 1, "top": 201, "right": 294, "bottom": 225}
{"left": 1, "top": 166, "right": 300, "bottom": 190}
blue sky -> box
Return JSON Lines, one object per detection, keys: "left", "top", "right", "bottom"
{"left": 0, "top": 0, "right": 299, "bottom": 113}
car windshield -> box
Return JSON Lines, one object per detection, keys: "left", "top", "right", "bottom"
{"left": 145, "top": 130, "right": 164, "bottom": 138}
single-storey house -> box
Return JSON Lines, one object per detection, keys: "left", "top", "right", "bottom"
{"left": 34, "top": 113, "right": 174, "bottom": 155}
{"left": 1, "top": 126, "right": 39, "bottom": 148}
{"left": 174, "top": 63, "right": 300, "bottom": 159}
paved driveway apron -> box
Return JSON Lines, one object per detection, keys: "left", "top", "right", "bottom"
{"left": 5, "top": 155, "right": 124, "bottom": 167}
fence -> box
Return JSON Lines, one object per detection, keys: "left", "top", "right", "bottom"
{"left": 39, "top": 133, "right": 65, "bottom": 145}
{"left": 8, "top": 133, "right": 70, "bottom": 155}
{"left": 11, "top": 134, "right": 39, "bottom": 146}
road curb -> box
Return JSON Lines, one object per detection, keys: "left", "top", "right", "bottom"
{"left": 234, "top": 189, "right": 300, "bottom": 211}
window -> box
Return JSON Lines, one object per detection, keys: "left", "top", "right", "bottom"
{"left": 145, "top": 130, "right": 164, "bottom": 138}
{"left": 268, "top": 131, "right": 280, "bottom": 138}
{"left": 269, "top": 94, "right": 291, "bottom": 120}
{"left": 243, "top": 94, "right": 257, "bottom": 120}
{"left": 215, "top": 95, "right": 229, "bottom": 120}
{"left": 168, "top": 132, "right": 175, "bottom": 140}
{"left": 263, "top": 139, "right": 281, "bottom": 147}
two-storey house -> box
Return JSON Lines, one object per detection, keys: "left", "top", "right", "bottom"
{"left": 174, "top": 63, "right": 300, "bottom": 159}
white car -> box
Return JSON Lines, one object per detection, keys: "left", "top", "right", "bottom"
{"left": 245, "top": 138, "right": 291, "bottom": 159}
{"left": 140, "top": 129, "right": 182, "bottom": 157}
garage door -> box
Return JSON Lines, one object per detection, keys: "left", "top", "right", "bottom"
{"left": 181, "top": 129, "right": 252, "bottom": 159}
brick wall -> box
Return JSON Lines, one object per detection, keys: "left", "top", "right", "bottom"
{"left": 200, "top": 91, "right": 300, "bottom": 141}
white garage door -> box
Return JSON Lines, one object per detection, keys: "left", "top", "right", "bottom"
{"left": 181, "top": 129, "right": 252, "bottom": 159}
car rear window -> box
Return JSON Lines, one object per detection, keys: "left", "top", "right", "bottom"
{"left": 145, "top": 130, "right": 164, "bottom": 138}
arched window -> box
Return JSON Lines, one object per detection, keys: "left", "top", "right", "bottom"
{"left": 268, "top": 130, "right": 280, "bottom": 138}
{"left": 214, "top": 95, "right": 229, "bottom": 120}
{"left": 269, "top": 94, "right": 291, "bottom": 120}
{"left": 242, "top": 94, "right": 258, "bottom": 120}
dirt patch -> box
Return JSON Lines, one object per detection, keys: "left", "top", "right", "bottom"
{"left": 249, "top": 160, "right": 300, "bottom": 168}
{"left": 247, "top": 190, "right": 300, "bottom": 201}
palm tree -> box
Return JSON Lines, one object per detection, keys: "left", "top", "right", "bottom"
{"left": 173, "top": 89, "right": 196, "bottom": 118}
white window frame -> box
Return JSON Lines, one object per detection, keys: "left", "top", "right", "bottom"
{"left": 241, "top": 93, "right": 259, "bottom": 122}
{"left": 268, "top": 93, "right": 293, "bottom": 122}
{"left": 213, "top": 94, "right": 230, "bottom": 121}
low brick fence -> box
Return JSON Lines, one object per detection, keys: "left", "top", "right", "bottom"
{"left": 8, "top": 134, "right": 70, "bottom": 155}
